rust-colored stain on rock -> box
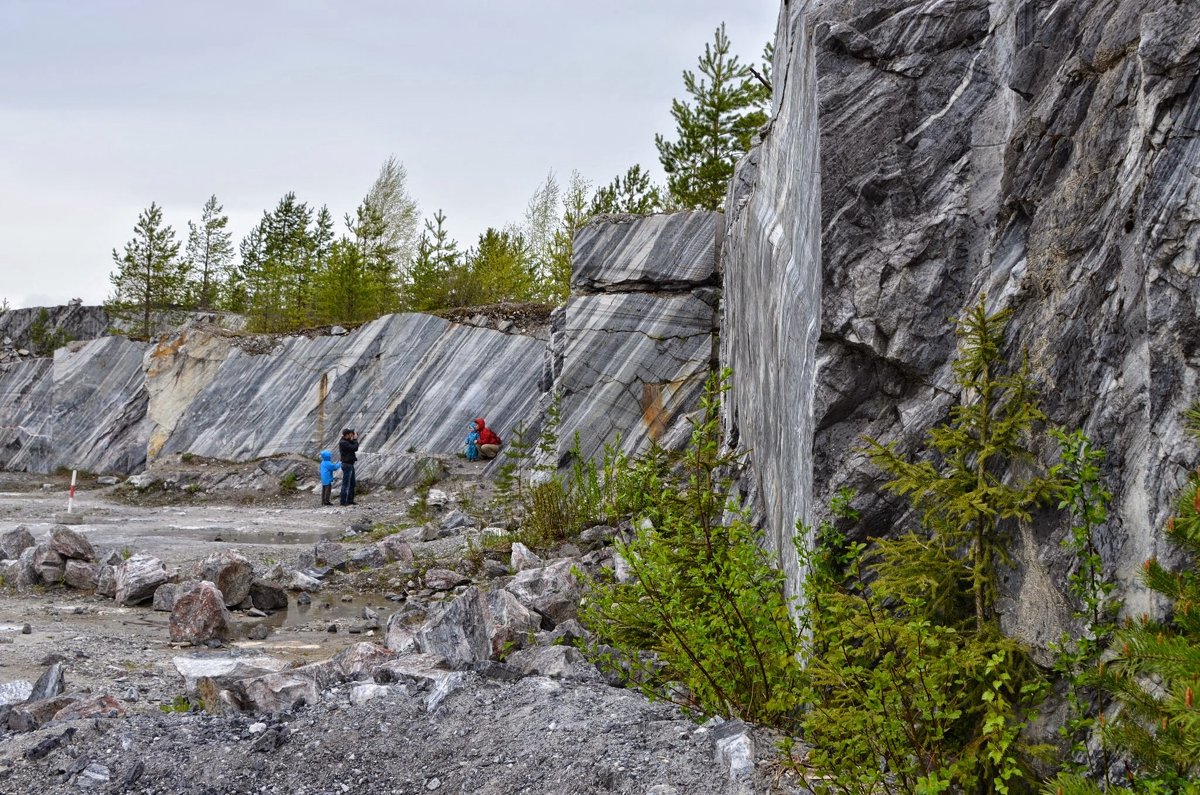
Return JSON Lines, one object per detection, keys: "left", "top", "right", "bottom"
{"left": 641, "top": 382, "right": 668, "bottom": 441}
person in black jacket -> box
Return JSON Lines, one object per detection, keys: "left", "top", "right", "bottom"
{"left": 338, "top": 428, "right": 359, "bottom": 506}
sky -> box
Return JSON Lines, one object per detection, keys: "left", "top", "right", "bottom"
{"left": 0, "top": 1, "right": 779, "bottom": 309}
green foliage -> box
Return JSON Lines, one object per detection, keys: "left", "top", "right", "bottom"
{"left": 581, "top": 370, "right": 805, "bottom": 726}
{"left": 28, "top": 308, "right": 72, "bottom": 355}
{"left": 1101, "top": 425, "right": 1200, "bottom": 784}
{"left": 159, "top": 695, "right": 194, "bottom": 714}
{"left": 106, "top": 201, "right": 187, "bottom": 339}
{"left": 406, "top": 210, "right": 461, "bottom": 312}
{"left": 1048, "top": 429, "right": 1117, "bottom": 783}
{"left": 493, "top": 421, "right": 532, "bottom": 522}
{"left": 278, "top": 472, "right": 298, "bottom": 493}
{"left": 589, "top": 164, "right": 665, "bottom": 217}
{"left": 655, "top": 24, "right": 770, "bottom": 211}
{"left": 238, "top": 191, "right": 325, "bottom": 332}
{"left": 801, "top": 298, "right": 1067, "bottom": 794}
{"left": 864, "top": 296, "right": 1060, "bottom": 630}
{"left": 183, "top": 194, "right": 234, "bottom": 310}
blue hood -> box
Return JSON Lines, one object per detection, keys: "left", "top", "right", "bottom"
{"left": 320, "top": 450, "right": 332, "bottom": 461}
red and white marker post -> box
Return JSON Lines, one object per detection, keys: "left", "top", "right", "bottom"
{"left": 67, "top": 469, "right": 77, "bottom": 514}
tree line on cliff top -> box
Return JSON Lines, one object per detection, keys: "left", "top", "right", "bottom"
{"left": 104, "top": 24, "right": 770, "bottom": 339}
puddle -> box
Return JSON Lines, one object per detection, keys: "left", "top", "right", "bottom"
{"left": 260, "top": 592, "right": 394, "bottom": 630}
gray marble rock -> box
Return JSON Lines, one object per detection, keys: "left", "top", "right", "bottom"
{"left": 62, "top": 560, "right": 98, "bottom": 591}
{"left": 572, "top": 212, "right": 721, "bottom": 292}
{"left": 504, "top": 561, "right": 580, "bottom": 627}
{"left": 413, "top": 587, "right": 492, "bottom": 668}
{"left": 723, "top": 0, "right": 1200, "bottom": 653}
{"left": 197, "top": 550, "right": 252, "bottom": 607}
{"left": 50, "top": 525, "right": 94, "bottom": 561}
{"left": 153, "top": 313, "right": 546, "bottom": 486}
{"left": 502, "top": 646, "right": 588, "bottom": 679}
{"left": 549, "top": 289, "right": 718, "bottom": 466}
{"left": 0, "top": 526, "right": 35, "bottom": 560}
{"left": 114, "top": 554, "right": 169, "bottom": 606}
{"left": 0, "top": 305, "right": 111, "bottom": 355}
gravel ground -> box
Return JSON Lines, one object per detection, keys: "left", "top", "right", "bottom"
{"left": 0, "top": 472, "right": 806, "bottom": 794}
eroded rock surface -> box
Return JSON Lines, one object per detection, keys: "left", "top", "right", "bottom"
{"left": 724, "top": 0, "right": 1200, "bottom": 651}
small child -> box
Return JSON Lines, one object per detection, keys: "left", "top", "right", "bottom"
{"left": 318, "top": 450, "right": 341, "bottom": 505}
{"left": 465, "top": 422, "right": 480, "bottom": 462}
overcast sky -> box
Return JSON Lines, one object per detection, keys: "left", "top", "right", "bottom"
{"left": 0, "top": 1, "right": 779, "bottom": 309}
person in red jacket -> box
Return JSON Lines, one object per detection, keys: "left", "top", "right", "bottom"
{"left": 473, "top": 418, "right": 502, "bottom": 459}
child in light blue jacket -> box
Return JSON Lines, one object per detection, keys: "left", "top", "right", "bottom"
{"left": 318, "top": 450, "right": 341, "bottom": 506}
{"left": 465, "top": 422, "right": 480, "bottom": 462}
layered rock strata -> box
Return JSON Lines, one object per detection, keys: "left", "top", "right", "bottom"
{"left": 550, "top": 212, "right": 722, "bottom": 464}
{"left": 724, "top": 0, "right": 1200, "bottom": 648}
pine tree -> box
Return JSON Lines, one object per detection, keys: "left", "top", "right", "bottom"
{"left": 459, "top": 227, "right": 536, "bottom": 306}
{"left": 589, "top": 164, "right": 664, "bottom": 217}
{"left": 406, "top": 210, "right": 460, "bottom": 312}
{"left": 655, "top": 23, "right": 769, "bottom": 211}
{"left": 183, "top": 194, "right": 234, "bottom": 310}
{"left": 239, "top": 192, "right": 315, "bottom": 331}
{"left": 544, "top": 171, "right": 591, "bottom": 302}
{"left": 106, "top": 202, "right": 187, "bottom": 339}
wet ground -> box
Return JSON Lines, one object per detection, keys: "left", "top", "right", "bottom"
{"left": 0, "top": 472, "right": 429, "bottom": 712}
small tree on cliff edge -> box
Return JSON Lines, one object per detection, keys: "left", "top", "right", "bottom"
{"left": 107, "top": 202, "right": 187, "bottom": 339}
{"left": 655, "top": 23, "right": 769, "bottom": 211}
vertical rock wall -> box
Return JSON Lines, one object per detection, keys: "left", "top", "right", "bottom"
{"left": 721, "top": 2, "right": 824, "bottom": 606}
{"left": 552, "top": 212, "right": 722, "bottom": 465}
{"left": 724, "top": 0, "right": 1200, "bottom": 649}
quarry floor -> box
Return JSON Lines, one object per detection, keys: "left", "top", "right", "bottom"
{"left": 0, "top": 472, "right": 803, "bottom": 794}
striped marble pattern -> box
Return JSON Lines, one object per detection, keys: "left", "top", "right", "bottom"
{"left": 156, "top": 313, "right": 547, "bottom": 483}
{"left": 0, "top": 337, "right": 150, "bottom": 474}
{"left": 572, "top": 211, "right": 721, "bottom": 292}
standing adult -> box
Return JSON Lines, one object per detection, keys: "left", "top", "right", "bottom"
{"left": 338, "top": 428, "right": 359, "bottom": 506}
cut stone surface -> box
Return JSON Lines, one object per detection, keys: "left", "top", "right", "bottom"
{"left": 114, "top": 555, "right": 169, "bottom": 606}
{"left": 503, "top": 646, "right": 589, "bottom": 679}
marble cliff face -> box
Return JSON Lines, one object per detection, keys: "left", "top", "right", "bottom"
{"left": 723, "top": 0, "right": 1199, "bottom": 650}
{"left": 0, "top": 213, "right": 722, "bottom": 483}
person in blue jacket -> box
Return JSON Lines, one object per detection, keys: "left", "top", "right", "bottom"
{"left": 464, "top": 422, "right": 481, "bottom": 462}
{"left": 318, "top": 450, "right": 341, "bottom": 506}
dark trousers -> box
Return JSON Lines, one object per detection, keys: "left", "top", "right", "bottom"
{"left": 321, "top": 485, "right": 332, "bottom": 505}
{"left": 339, "top": 464, "right": 356, "bottom": 505}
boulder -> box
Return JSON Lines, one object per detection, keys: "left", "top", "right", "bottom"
{"left": 32, "top": 545, "right": 65, "bottom": 584}
{"left": 114, "top": 555, "right": 169, "bottom": 606}
{"left": 413, "top": 587, "right": 492, "bottom": 668}
{"left": 173, "top": 653, "right": 290, "bottom": 695}
{"left": 27, "top": 662, "right": 65, "bottom": 702}
{"left": 424, "top": 568, "right": 469, "bottom": 592}
{"left": 4, "top": 550, "right": 37, "bottom": 589}
{"left": 350, "top": 683, "right": 392, "bottom": 706}
{"left": 239, "top": 671, "right": 320, "bottom": 714}
{"left": 248, "top": 580, "right": 289, "bottom": 611}
{"left": 440, "top": 509, "right": 473, "bottom": 532}
{"left": 52, "top": 694, "right": 124, "bottom": 722}
{"left": 288, "top": 570, "right": 322, "bottom": 592}
{"left": 313, "top": 539, "right": 349, "bottom": 570}
{"left": 7, "top": 695, "right": 77, "bottom": 733}
{"left": 152, "top": 581, "right": 186, "bottom": 612}
{"left": 510, "top": 542, "right": 543, "bottom": 572}
{"left": 384, "top": 604, "right": 428, "bottom": 654}
{"left": 198, "top": 550, "right": 253, "bottom": 607}
{"left": 169, "top": 581, "right": 232, "bottom": 644}
{"left": 62, "top": 559, "right": 98, "bottom": 591}
{"left": 485, "top": 589, "right": 542, "bottom": 658}
{"left": 503, "top": 646, "right": 588, "bottom": 678}
{"left": 95, "top": 564, "right": 117, "bottom": 598}
{"left": 375, "top": 536, "right": 414, "bottom": 565}
{"left": 0, "top": 681, "right": 33, "bottom": 706}
{"left": 332, "top": 642, "right": 396, "bottom": 680}
{"left": 49, "top": 525, "right": 94, "bottom": 561}
{"left": 349, "top": 545, "right": 386, "bottom": 570}
{"left": 0, "top": 525, "right": 35, "bottom": 560}
{"left": 504, "top": 560, "right": 581, "bottom": 626}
